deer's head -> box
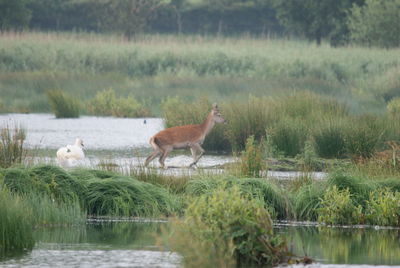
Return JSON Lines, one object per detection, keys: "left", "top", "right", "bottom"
{"left": 211, "top": 103, "right": 227, "bottom": 124}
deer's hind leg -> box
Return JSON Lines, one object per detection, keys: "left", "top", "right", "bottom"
{"left": 159, "top": 146, "right": 172, "bottom": 169}
{"left": 144, "top": 150, "right": 162, "bottom": 167}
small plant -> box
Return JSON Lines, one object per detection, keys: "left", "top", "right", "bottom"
{"left": 365, "top": 188, "right": 400, "bottom": 226}
{"left": 0, "top": 123, "right": 26, "bottom": 168}
{"left": 238, "top": 135, "right": 266, "bottom": 177}
{"left": 168, "top": 186, "right": 290, "bottom": 267}
{"left": 318, "top": 186, "right": 363, "bottom": 225}
{"left": 46, "top": 89, "right": 80, "bottom": 118}
{"left": 313, "top": 120, "right": 346, "bottom": 158}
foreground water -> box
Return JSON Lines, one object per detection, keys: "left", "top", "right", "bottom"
{"left": 1, "top": 221, "right": 399, "bottom": 267}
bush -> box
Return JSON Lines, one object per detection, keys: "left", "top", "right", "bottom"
{"left": 365, "top": 189, "right": 400, "bottom": 226}
{"left": 292, "top": 182, "right": 325, "bottom": 221}
{"left": 169, "top": 186, "right": 289, "bottom": 267}
{"left": 46, "top": 89, "right": 80, "bottom": 118}
{"left": 0, "top": 123, "right": 26, "bottom": 168}
{"left": 318, "top": 186, "right": 363, "bottom": 225}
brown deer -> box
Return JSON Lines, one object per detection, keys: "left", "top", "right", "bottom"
{"left": 144, "top": 103, "right": 226, "bottom": 169}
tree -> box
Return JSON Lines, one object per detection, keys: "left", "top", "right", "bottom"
{"left": 0, "top": 0, "right": 31, "bottom": 31}
{"left": 348, "top": 0, "right": 400, "bottom": 48}
{"left": 101, "top": 0, "right": 164, "bottom": 39}
{"left": 272, "top": 0, "right": 364, "bottom": 45}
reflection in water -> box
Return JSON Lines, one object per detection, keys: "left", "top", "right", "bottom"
{"left": 277, "top": 225, "right": 400, "bottom": 265}
{"left": 0, "top": 221, "right": 180, "bottom": 268}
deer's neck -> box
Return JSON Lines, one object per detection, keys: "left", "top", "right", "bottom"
{"left": 200, "top": 113, "right": 215, "bottom": 138}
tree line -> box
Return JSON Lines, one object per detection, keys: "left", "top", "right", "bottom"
{"left": 0, "top": 0, "right": 399, "bottom": 47}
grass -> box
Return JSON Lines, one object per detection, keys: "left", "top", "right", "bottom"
{"left": 0, "top": 123, "right": 26, "bottom": 168}
{"left": 46, "top": 89, "right": 80, "bottom": 118}
{"left": 0, "top": 32, "right": 399, "bottom": 115}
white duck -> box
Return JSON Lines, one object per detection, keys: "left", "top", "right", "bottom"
{"left": 56, "top": 138, "right": 85, "bottom": 167}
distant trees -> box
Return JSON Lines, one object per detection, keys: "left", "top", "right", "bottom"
{"left": 0, "top": 0, "right": 31, "bottom": 31}
{"left": 348, "top": 0, "right": 400, "bottom": 48}
{"left": 0, "top": 0, "right": 399, "bottom": 48}
{"left": 271, "top": 0, "right": 364, "bottom": 46}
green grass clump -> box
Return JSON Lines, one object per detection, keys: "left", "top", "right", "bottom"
{"left": 313, "top": 119, "right": 347, "bottom": 158}
{"left": 292, "top": 182, "right": 326, "bottom": 221}
{"left": 186, "top": 177, "right": 291, "bottom": 220}
{"left": 327, "top": 172, "right": 378, "bottom": 206}
{"left": 46, "top": 89, "right": 80, "bottom": 118}
{"left": 2, "top": 165, "right": 84, "bottom": 203}
{"left": 75, "top": 169, "right": 181, "bottom": 217}
{"left": 0, "top": 123, "right": 26, "bottom": 168}
{"left": 0, "top": 188, "right": 34, "bottom": 255}
{"left": 168, "top": 186, "right": 289, "bottom": 267}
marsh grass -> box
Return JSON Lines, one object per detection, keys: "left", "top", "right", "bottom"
{"left": 46, "top": 89, "right": 80, "bottom": 118}
{"left": 0, "top": 188, "right": 34, "bottom": 255}
{"left": 186, "top": 177, "right": 292, "bottom": 220}
{"left": 0, "top": 123, "right": 26, "bottom": 168}
{"left": 1, "top": 32, "right": 400, "bottom": 116}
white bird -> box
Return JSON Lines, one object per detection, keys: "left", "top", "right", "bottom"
{"left": 56, "top": 138, "right": 85, "bottom": 167}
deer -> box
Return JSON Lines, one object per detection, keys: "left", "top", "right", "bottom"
{"left": 144, "top": 103, "right": 226, "bottom": 169}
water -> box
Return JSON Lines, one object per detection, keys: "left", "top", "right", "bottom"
{"left": 0, "top": 113, "right": 326, "bottom": 179}
{"left": 1, "top": 221, "right": 399, "bottom": 268}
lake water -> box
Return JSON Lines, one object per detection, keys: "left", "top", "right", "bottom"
{"left": 0, "top": 113, "right": 326, "bottom": 179}
{"left": 1, "top": 221, "right": 399, "bottom": 268}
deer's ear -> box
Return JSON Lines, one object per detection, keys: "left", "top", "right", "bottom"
{"left": 212, "top": 103, "right": 218, "bottom": 109}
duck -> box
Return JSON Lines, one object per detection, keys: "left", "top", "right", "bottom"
{"left": 56, "top": 138, "right": 85, "bottom": 167}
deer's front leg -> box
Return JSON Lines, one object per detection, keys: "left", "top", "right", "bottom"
{"left": 189, "top": 143, "right": 205, "bottom": 168}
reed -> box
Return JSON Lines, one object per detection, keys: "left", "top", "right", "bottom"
{"left": 0, "top": 123, "right": 26, "bottom": 168}
{"left": 0, "top": 187, "right": 34, "bottom": 255}
{"left": 46, "top": 89, "right": 80, "bottom": 118}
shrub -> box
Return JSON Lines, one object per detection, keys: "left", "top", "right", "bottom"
{"left": 292, "top": 182, "right": 325, "bottom": 221}
{"left": 318, "top": 186, "right": 363, "bottom": 225}
{"left": 365, "top": 189, "right": 400, "bottom": 226}
{"left": 0, "top": 123, "right": 26, "bottom": 168}
{"left": 238, "top": 136, "right": 266, "bottom": 178}
{"left": 46, "top": 89, "right": 80, "bottom": 118}
{"left": 169, "top": 186, "right": 289, "bottom": 267}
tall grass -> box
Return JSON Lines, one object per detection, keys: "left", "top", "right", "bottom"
{"left": 1, "top": 32, "right": 399, "bottom": 115}
{"left": 46, "top": 89, "right": 80, "bottom": 118}
{"left": 186, "top": 177, "right": 292, "bottom": 220}
{"left": 0, "top": 123, "right": 26, "bottom": 168}
{"left": 0, "top": 188, "right": 34, "bottom": 255}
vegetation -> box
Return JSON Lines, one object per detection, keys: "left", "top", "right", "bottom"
{"left": 46, "top": 89, "right": 80, "bottom": 118}
{"left": 168, "top": 186, "right": 290, "bottom": 267}
{"left": 0, "top": 123, "right": 26, "bottom": 168}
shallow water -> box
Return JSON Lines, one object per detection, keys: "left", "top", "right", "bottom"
{"left": 1, "top": 221, "right": 399, "bottom": 268}
{"left": 1, "top": 113, "right": 326, "bottom": 179}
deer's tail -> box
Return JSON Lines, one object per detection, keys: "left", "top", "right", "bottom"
{"left": 149, "top": 136, "right": 161, "bottom": 151}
